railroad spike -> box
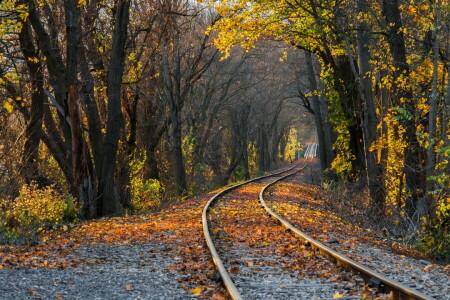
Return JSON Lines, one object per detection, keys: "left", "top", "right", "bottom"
{"left": 369, "top": 277, "right": 382, "bottom": 287}
{"left": 214, "top": 272, "right": 222, "bottom": 283}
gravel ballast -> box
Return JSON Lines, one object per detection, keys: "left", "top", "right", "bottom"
{"left": 0, "top": 243, "right": 190, "bottom": 300}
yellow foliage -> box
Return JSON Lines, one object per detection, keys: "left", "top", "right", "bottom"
{"left": 10, "top": 183, "right": 76, "bottom": 227}
{"left": 372, "top": 109, "right": 409, "bottom": 215}
{"left": 129, "top": 153, "right": 164, "bottom": 213}
{"left": 3, "top": 101, "right": 13, "bottom": 113}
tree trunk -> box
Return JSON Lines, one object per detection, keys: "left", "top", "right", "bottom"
{"left": 383, "top": 0, "right": 424, "bottom": 221}
{"left": 144, "top": 149, "right": 160, "bottom": 180}
{"left": 319, "top": 94, "right": 336, "bottom": 166}
{"left": 444, "top": 52, "right": 450, "bottom": 172}
{"left": 64, "top": 0, "right": 96, "bottom": 218}
{"left": 98, "top": 0, "right": 130, "bottom": 216}
{"left": 258, "top": 126, "right": 269, "bottom": 172}
{"left": 143, "top": 123, "right": 165, "bottom": 180}
{"left": 117, "top": 89, "right": 139, "bottom": 209}
{"left": 304, "top": 51, "right": 328, "bottom": 170}
{"left": 79, "top": 44, "right": 104, "bottom": 178}
{"left": 169, "top": 108, "right": 187, "bottom": 194}
{"left": 355, "top": 0, "right": 384, "bottom": 212}
{"left": 425, "top": 1, "right": 442, "bottom": 217}
{"left": 67, "top": 84, "right": 96, "bottom": 218}
{"left": 19, "top": 21, "right": 45, "bottom": 184}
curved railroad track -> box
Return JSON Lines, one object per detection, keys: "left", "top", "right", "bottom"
{"left": 202, "top": 143, "right": 434, "bottom": 300}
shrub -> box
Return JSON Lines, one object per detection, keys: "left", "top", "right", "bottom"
{"left": 131, "top": 178, "right": 164, "bottom": 213}
{"left": 129, "top": 153, "right": 165, "bottom": 213}
{"left": 0, "top": 183, "right": 77, "bottom": 243}
{"left": 419, "top": 197, "right": 450, "bottom": 263}
{"left": 13, "top": 183, "right": 75, "bottom": 225}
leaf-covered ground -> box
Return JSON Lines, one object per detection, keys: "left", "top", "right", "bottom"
{"left": 0, "top": 191, "right": 227, "bottom": 299}
{"left": 265, "top": 162, "right": 450, "bottom": 299}
{"left": 1, "top": 160, "right": 448, "bottom": 299}
{"left": 208, "top": 173, "right": 380, "bottom": 299}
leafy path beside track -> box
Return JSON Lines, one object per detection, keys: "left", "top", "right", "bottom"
{"left": 1, "top": 161, "right": 449, "bottom": 299}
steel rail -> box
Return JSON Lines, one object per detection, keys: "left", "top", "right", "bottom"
{"left": 202, "top": 159, "right": 303, "bottom": 300}
{"left": 258, "top": 160, "right": 435, "bottom": 300}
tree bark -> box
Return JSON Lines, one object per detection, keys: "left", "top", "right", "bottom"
{"left": 98, "top": 0, "right": 130, "bottom": 216}
{"left": 67, "top": 84, "right": 96, "bottom": 218}
{"left": 169, "top": 107, "right": 187, "bottom": 193}
{"left": 383, "top": 0, "right": 424, "bottom": 221}
{"left": 425, "top": 0, "right": 442, "bottom": 217}
{"left": 19, "top": 21, "right": 45, "bottom": 184}
{"left": 355, "top": 0, "right": 383, "bottom": 212}
{"left": 304, "top": 51, "right": 329, "bottom": 170}
{"left": 79, "top": 44, "right": 104, "bottom": 178}
{"left": 65, "top": 0, "right": 96, "bottom": 218}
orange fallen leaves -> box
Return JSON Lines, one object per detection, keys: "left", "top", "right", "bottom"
{"left": 0, "top": 163, "right": 431, "bottom": 300}
{"left": 189, "top": 286, "right": 202, "bottom": 295}
{"left": 210, "top": 293, "right": 226, "bottom": 300}
{"left": 0, "top": 192, "right": 227, "bottom": 298}
{"left": 423, "top": 264, "right": 435, "bottom": 272}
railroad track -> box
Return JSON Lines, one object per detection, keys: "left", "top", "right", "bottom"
{"left": 202, "top": 143, "right": 434, "bottom": 300}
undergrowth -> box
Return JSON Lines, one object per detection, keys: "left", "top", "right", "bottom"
{"left": 0, "top": 182, "right": 77, "bottom": 245}
{"left": 320, "top": 176, "right": 450, "bottom": 263}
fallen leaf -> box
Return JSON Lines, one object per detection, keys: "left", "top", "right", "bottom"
{"left": 333, "top": 292, "right": 344, "bottom": 298}
{"left": 423, "top": 264, "right": 434, "bottom": 272}
{"left": 125, "top": 284, "right": 132, "bottom": 291}
{"left": 189, "top": 287, "right": 202, "bottom": 295}
{"left": 56, "top": 293, "right": 63, "bottom": 300}
{"left": 28, "top": 289, "right": 39, "bottom": 295}
{"left": 210, "top": 293, "right": 226, "bottom": 300}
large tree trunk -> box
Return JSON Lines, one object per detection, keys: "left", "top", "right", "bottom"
{"left": 19, "top": 21, "right": 45, "bottom": 184}
{"left": 79, "top": 44, "right": 104, "bottom": 178}
{"left": 98, "top": 0, "right": 130, "bottom": 216}
{"left": 304, "top": 51, "right": 329, "bottom": 170}
{"left": 27, "top": 0, "right": 74, "bottom": 184}
{"left": 355, "top": 0, "right": 384, "bottom": 213}
{"left": 28, "top": 0, "right": 72, "bottom": 157}
{"left": 65, "top": 0, "right": 96, "bottom": 218}
{"left": 161, "top": 46, "right": 187, "bottom": 194}
{"left": 383, "top": 0, "right": 425, "bottom": 221}
{"left": 444, "top": 51, "right": 450, "bottom": 174}
{"left": 67, "top": 84, "right": 96, "bottom": 218}
{"left": 425, "top": 2, "right": 442, "bottom": 217}
{"left": 169, "top": 109, "right": 187, "bottom": 194}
